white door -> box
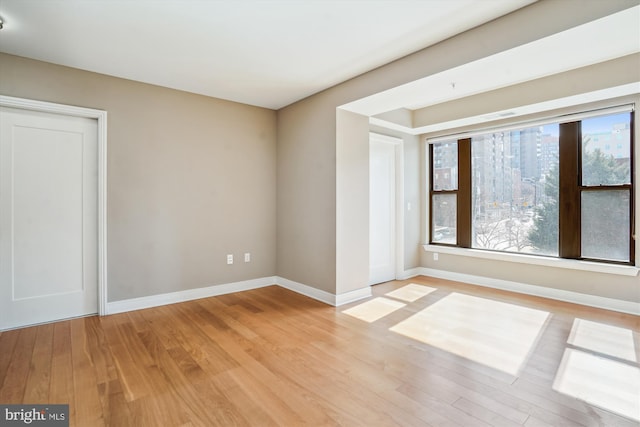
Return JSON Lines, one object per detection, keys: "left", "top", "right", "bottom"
{"left": 369, "top": 136, "right": 397, "bottom": 285}
{"left": 0, "top": 107, "right": 98, "bottom": 330}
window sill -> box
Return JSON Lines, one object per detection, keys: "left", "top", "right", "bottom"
{"left": 422, "top": 244, "right": 639, "bottom": 277}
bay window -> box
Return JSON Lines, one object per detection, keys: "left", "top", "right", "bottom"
{"left": 428, "top": 107, "right": 634, "bottom": 265}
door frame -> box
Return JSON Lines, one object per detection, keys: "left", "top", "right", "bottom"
{"left": 369, "top": 132, "right": 404, "bottom": 283}
{"left": 0, "top": 95, "right": 108, "bottom": 316}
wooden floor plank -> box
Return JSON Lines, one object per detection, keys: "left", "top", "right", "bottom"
{"left": 0, "top": 328, "right": 20, "bottom": 388}
{"left": 23, "top": 322, "right": 54, "bottom": 403}
{"left": 0, "top": 326, "right": 37, "bottom": 403}
{"left": 70, "top": 317, "right": 105, "bottom": 427}
{"left": 523, "top": 415, "right": 557, "bottom": 427}
{"left": 97, "top": 379, "right": 134, "bottom": 427}
{"left": 452, "top": 397, "right": 524, "bottom": 427}
{"left": 100, "top": 314, "right": 155, "bottom": 403}
{"left": 195, "top": 322, "right": 337, "bottom": 425}
{"left": 1, "top": 276, "right": 638, "bottom": 426}
{"left": 86, "top": 315, "right": 119, "bottom": 386}
{"left": 49, "top": 321, "right": 73, "bottom": 405}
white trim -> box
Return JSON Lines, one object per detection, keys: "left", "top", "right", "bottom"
{"left": 394, "top": 141, "right": 405, "bottom": 280}
{"left": 423, "top": 244, "right": 639, "bottom": 277}
{"left": 0, "top": 95, "right": 109, "bottom": 316}
{"left": 277, "top": 276, "right": 371, "bottom": 306}
{"left": 335, "top": 287, "right": 373, "bottom": 306}
{"left": 276, "top": 276, "right": 336, "bottom": 306}
{"left": 416, "top": 268, "right": 640, "bottom": 316}
{"left": 425, "top": 103, "right": 634, "bottom": 144}
{"left": 106, "top": 276, "right": 372, "bottom": 315}
{"left": 107, "top": 276, "right": 277, "bottom": 315}
{"left": 368, "top": 85, "right": 640, "bottom": 137}
{"left": 424, "top": 140, "right": 431, "bottom": 244}
{"left": 398, "top": 267, "right": 422, "bottom": 280}
{"left": 370, "top": 132, "right": 402, "bottom": 145}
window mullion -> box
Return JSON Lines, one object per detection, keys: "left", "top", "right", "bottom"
{"left": 458, "top": 138, "right": 472, "bottom": 247}
{"left": 630, "top": 112, "right": 635, "bottom": 263}
{"left": 559, "top": 121, "right": 581, "bottom": 258}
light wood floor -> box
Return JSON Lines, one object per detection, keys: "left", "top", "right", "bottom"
{"left": 1, "top": 276, "right": 639, "bottom": 426}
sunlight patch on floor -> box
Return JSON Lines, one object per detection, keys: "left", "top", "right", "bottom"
{"left": 389, "top": 292, "right": 549, "bottom": 375}
{"left": 568, "top": 318, "right": 637, "bottom": 362}
{"left": 342, "top": 297, "right": 406, "bottom": 323}
{"left": 553, "top": 348, "right": 640, "bottom": 422}
{"left": 384, "top": 283, "right": 437, "bottom": 302}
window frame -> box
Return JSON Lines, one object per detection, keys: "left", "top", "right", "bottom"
{"left": 429, "top": 142, "right": 457, "bottom": 245}
{"left": 429, "top": 140, "right": 471, "bottom": 247}
{"left": 427, "top": 106, "right": 635, "bottom": 266}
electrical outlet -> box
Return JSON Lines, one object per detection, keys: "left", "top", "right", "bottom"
{"left": 227, "top": 254, "right": 233, "bottom": 265}
{"left": 433, "top": 252, "right": 439, "bottom": 261}
{"left": 244, "top": 253, "right": 251, "bottom": 262}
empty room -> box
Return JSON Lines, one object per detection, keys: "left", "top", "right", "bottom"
{"left": 0, "top": 0, "right": 639, "bottom": 426}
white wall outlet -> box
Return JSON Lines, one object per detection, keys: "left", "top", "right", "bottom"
{"left": 244, "top": 253, "right": 251, "bottom": 262}
{"left": 433, "top": 252, "right": 439, "bottom": 261}
{"left": 227, "top": 254, "right": 233, "bottom": 265}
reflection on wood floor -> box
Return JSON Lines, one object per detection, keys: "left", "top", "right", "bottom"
{"left": 1, "top": 276, "right": 638, "bottom": 426}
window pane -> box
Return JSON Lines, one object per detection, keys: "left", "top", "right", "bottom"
{"left": 432, "top": 194, "right": 456, "bottom": 244}
{"left": 471, "top": 125, "right": 559, "bottom": 255}
{"left": 581, "top": 190, "right": 630, "bottom": 262}
{"left": 582, "top": 113, "right": 631, "bottom": 186}
{"left": 432, "top": 141, "right": 457, "bottom": 190}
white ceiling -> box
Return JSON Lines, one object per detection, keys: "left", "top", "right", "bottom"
{"left": 343, "top": 5, "right": 640, "bottom": 134}
{"left": 0, "top": 0, "right": 535, "bottom": 109}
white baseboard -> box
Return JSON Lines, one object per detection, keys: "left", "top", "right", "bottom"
{"left": 106, "top": 275, "right": 374, "bottom": 315}
{"left": 418, "top": 267, "right": 640, "bottom": 316}
{"left": 398, "top": 268, "right": 422, "bottom": 280}
{"left": 105, "top": 268, "right": 638, "bottom": 317}
{"left": 275, "top": 276, "right": 371, "bottom": 306}
{"left": 275, "top": 276, "right": 336, "bottom": 305}
{"left": 335, "top": 287, "right": 372, "bottom": 306}
{"left": 106, "top": 276, "right": 277, "bottom": 314}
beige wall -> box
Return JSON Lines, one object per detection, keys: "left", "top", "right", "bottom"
{"left": 403, "top": 134, "right": 422, "bottom": 271}
{"left": 336, "top": 109, "right": 370, "bottom": 295}
{"left": 276, "top": 0, "right": 639, "bottom": 299}
{"left": 276, "top": 90, "right": 339, "bottom": 292}
{"left": 0, "top": 53, "right": 277, "bottom": 302}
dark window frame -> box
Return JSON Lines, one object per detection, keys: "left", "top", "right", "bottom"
{"left": 428, "top": 110, "right": 635, "bottom": 266}
{"left": 429, "top": 143, "right": 459, "bottom": 244}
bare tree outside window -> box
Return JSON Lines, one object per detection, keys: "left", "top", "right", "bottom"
{"left": 471, "top": 125, "right": 559, "bottom": 255}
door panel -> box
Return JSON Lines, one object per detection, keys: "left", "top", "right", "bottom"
{"left": 0, "top": 107, "right": 98, "bottom": 330}
{"left": 369, "top": 138, "right": 396, "bottom": 285}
